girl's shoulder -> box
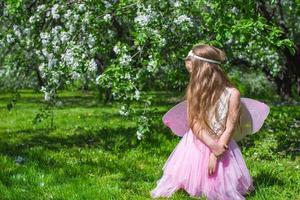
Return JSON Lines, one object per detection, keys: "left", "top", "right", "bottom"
{"left": 225, "top": 86, "right": 239, "bottom": 95}
{"left": 222, "top": 87, "right": 240, "bottom": 102}
{"left": 225, "top": 87, "right": 241, "bottom": 103}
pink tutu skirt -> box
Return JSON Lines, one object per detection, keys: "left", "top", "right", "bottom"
{"left": 150, "top": 129, "right": 255, "bottom": 200}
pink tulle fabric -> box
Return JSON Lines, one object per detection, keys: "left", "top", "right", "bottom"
{"left": 150, "top": 128, "right": 255, "bottom": 200}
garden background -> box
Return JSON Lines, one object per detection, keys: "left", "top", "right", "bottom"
{"left": 0, "top": 0, "right": 299, "bottom": 199}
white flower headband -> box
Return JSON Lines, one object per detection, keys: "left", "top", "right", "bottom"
{"left": 185, "top": 50, "right": 221, "bottom": 65}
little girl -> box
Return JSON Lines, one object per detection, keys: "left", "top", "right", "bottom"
{"left": 150, "top": 44, "right": 255, "bottom": 200}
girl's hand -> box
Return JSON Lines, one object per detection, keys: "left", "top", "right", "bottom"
{"left": 211, "top": 142, "right": 228, "bottom": 159}
{"left": 208, "top": 153, "right": 218, "bottom": 176}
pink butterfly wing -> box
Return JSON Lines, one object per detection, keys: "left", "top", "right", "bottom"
{"left": 242, "top": 98, "right": 270, "bottom": 133}
{"left": 162, "top": 100, "right": 189, "bottom": 137}
{"left": 162, "top": 98, "right": 270, "bottom": 141}
{"left": 233, "top": 98, "right": 270, "bottom": 141}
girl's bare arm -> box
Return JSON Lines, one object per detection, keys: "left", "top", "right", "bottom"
{"left": 218, "top": 88, "right": 241, "bottom": 146}
{"left": 194, "top": 125, "right": 228, "bottom": 157}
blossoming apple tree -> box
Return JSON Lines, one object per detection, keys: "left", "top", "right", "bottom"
{"left": 0, "top": 0, "right": 298, "bottom": 139}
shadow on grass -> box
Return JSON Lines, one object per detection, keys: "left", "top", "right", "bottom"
{"left": 226, "top": 169, "right": 285, "bottom": 199}
{"left": 0, "top": 122, "right": 178, "bottom": 192}
{"left": 0, "top": 113, "right": 174, "bottom": 154}
{"left": 274, "top": 134, "right": 300, "bottom": 159}
{"left": 0, "top": 95, "right": 101, "bottom": 109}
{"left": 0, "top": 90, "right": 183, "bottom": 110}
{"left": 0, "top": 127, "right": 138, "bottom": 154}
{"left": 253, "top": 170, "right": 284, "bottom": 187}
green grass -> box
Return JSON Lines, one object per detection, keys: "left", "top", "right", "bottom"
{"left": 0, "top": 90, "right": 299, "bottom": 200}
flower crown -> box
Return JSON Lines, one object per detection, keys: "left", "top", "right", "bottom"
{"left": 185, "top": 50, "right": 221, "bottom": 65}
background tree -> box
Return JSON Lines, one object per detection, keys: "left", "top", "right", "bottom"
{"left": 0, "top": 0, "right": 298, "bottom": 138}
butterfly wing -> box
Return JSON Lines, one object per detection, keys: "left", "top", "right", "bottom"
{"left": 162, "top": 100, "right": 189, "bottom": 137}
{"left": 233, "top": 98, "right": 270, "bottom": 141}
{"left": 162, "top": 98, "right": 270, "bottom": 140}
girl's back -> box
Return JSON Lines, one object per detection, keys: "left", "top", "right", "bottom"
{"left": 150, "top": 45, "right": 255, "bottom": 200}
{"left": 150, "top": 86, "right": 254, "bottom": 200}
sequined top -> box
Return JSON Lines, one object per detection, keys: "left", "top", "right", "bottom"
{"left": 207, "top": 87, "right": 234, "bottom": 138}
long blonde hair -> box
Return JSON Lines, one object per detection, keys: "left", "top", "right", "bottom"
{"left": 184, "top": 44, "right": 236, "bottom": 138}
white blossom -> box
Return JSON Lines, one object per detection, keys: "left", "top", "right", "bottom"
{"left": 134, "top": 5, "right": 156, "bottom": 27}
{"left": 231, "top": 7, "right": 239, "bottom": 14}
{"left": 159, "top": 38, "right": 166, "bottom": 47}
{"left": 24, "top": 28, "right": 30, "bottom": 35}
{"left": 107, "top": 29, "right": 114, "bottom": 37}
{"left": 225, "top": 38, "right": 233, "bottom": 45}
{"left": 134, "top": 14, "right": 151, "bottom": 26}
{"left": 51, "top": 26, "right": 62, "bottom": 35}
{"left": 119, "top": 54, "right": 132, "bottom": 66}
{"left": 40, "top": 86, "right": 51, "bottom": 101}
{"left": 134, "top": 90, "right": 140, "bottom": 100}
{"left": 174, "top": 1, "right": 181, "bottom": 7}
{"left": 146, "top": 59, "right": 157, "bottom": 72}
{"left": 13, "top": 25, "right": 21, "bottom": 38}
{"left": 87, "top": 34, "right": 96, "bottom": 48}
{"left": 53, "top": 45, "right": 60, "bottom": 53}
{"left": 51, "top": 71, "right": 60, "bottom": 85}
{"left": 113, "top": 45, "right": 121, "bottom": 54}
{"left": 95, "top": 74, "right": 103, "bottom": 84}
{"left": 174, "top": 15, "right": 193, "bottom": 26}
{"left": 29, "top": 16, "right": 35, "bottom": 23}
{"left": 37, "top": 4, "right": 46, "bottom": 12}
{"left": 73, "top": 14, "right": 80, "bottom": 21}
{"left": 55, "top": 101, "right": 63, "bottom": 107}
{"left": 64, "top": 10, "right": 72, "bottom": 19}
{"left": 44, "top": 92, "right": 51, "bottom": 101}
{"left": 68, "top": 24, "right": 76, "bottom": 33}
{"left": 71, "top": 71, "right": 81, "bottom": 80}
{"left": 88, "top": 59, "right": 98, "bottom": 71}
{"left": 46, "top": 52, "right": 54, "bottom": 60}
{"left": 60, "top": 32, "right": 69, "bottom": 43}
{"left": 42, "top": 48, "right": 49, "bottom": 57}
{"left": 118, "top": 105, "right": 129, "bottom": 116}
{"left": 104, "top": 1, "right": 112, "bottom": 8}
{"left": 46, "top": 11, "right": 51, "bottom": 17}
{"left": 38, "top": 64, "right": 46, "bottom": 78}
{"left": 47, "top": 57, "right": 57, "bottom": 69}
{"left": 3, "top": 7, "right": 9, "bottom": 16}
{"left": 78, "top": 4, "right": 85, "bottom": 12}
{"left": 6, "top": 34, "right": 14, "bottom": 44}
{"left": 136, "top": 130, "right": 143, "bottom": 140}
{"left": 103, "top": 14, "right": 111, "bottom": 22}
{"left": 124, "top": 73, "right": 131, "bottom": 79}
{"left": 40, "top": 32, "right": 50, "bottom": 45}
{"left": 51, "top": 4, "right": 60, "bottom": 19}
{"left": 83, "top": 11, "right": 90, "bottom": 23}
{"left": 61, "top": 49, "right": 76, "bottom": 67}
{"left": 15, "top": 156, "right": 25, "bottom": 164}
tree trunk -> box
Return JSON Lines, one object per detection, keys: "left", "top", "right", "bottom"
{"left": 275, "top": 44, "right": 300, "bottom": 100}
{"left": 82, "top": 73, "right": 90, "bottom": 91}
{"left": 35, "top": 68, "right": 44, "bottom": 88}
{"left": 273, "top": 66, "right": 292, "bottom": 100}
{"left": 257, "top": 1, "right": 300, "bottom": 99}
{"left": 95, "top": 56, "right": 114, "bottom": 103}
{"left": 292, "top": 44, "right": 300, "bottom": 96}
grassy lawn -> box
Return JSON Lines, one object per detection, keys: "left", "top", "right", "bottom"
{"left": 0, "top": 90, "right": 299, "bottom": 200}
